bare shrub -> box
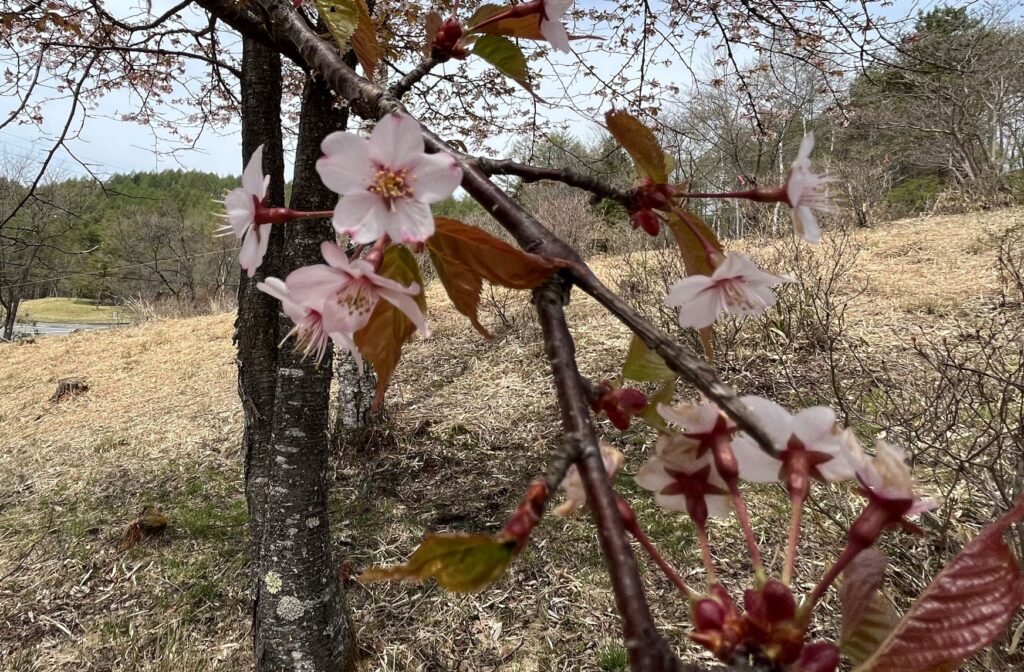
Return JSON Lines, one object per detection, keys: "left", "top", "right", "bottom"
{"left": 124, "top": 290, "right": 237, "bottom": 322}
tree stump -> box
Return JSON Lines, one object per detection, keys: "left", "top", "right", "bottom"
{"left": 51, "top": 378, "right": 88, "bottom": 402}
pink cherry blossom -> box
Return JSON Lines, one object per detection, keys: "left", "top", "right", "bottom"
{"left": 853, "top": 439, "right": 939, "bottom": 516}
{"left": 657, "top": 401, "right": 735, "bottom": 456}
{"left": 665, "top": 253, "right": 796, "bottom": 329}
{"left": 554, "top": 441, "right": 624, "bottom": 517}
{"left": 219, "top": 144, "right": 271, "bottom": 277}
{"left": 316, "top": 113, "right": 462, "bottom": 245}
{"left": 539, "top": 0, "right": 573, "bottom": 53}
{"left": 785, "top": 133, "right": 837, "bottom": 244}
{"left": 730, "top": 396, "right": 858, "bottom": 486}
{"left": 636, "top": 434, "right": 731, "bottom": 523}
{"left": 256, "top": 277, "right": 334, "bottom": 365}
{"left": 283, "top": 241, "right": 427, "bottom": 371}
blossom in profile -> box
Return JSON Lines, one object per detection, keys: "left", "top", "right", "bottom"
{"left": 854, "top": 439, "right": 939, "bottom": 518}
{"left": 730, "top": 396, "right": 858, "bottom": 486}
{"left": 665, "top": 253, "right": 795, "bottom": 329}
{"left": 219, "top": 144, "right": 271, "bottom": 277}
{"left": 785, "top": 133, "right": 837, "bottom": 244}
{"left": 282, "top": 241, "right": 427, "bottom": 372}
{"left": 554, "top": 441, "right": 624, "bottom": 517}
{"left": 316, "top": 113, "right": 462, "bottom": 244}
{"left": 256, "top": 277, "right": 332, "bottom": 365}
{"left": 539, "top": 0, "right": 573, "bottom": 53}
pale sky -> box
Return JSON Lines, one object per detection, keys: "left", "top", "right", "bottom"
{"left": 0, "top": 0, "right": 968, "bottom": 182}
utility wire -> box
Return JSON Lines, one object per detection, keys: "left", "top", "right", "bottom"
{"left": 4, "top": 248, "right": 236, "bottom": 290}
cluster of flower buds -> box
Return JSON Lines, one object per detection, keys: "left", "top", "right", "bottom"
{"left": 627, "top": 177, "right": 678, "bottom": 237}
{"left": 431, "top": 17, "right": 469, "bottom": 60}
{"left": 590, "top": 380, "right": 648, "bottom": 430}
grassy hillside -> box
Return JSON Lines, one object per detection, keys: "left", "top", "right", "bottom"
{"left": 1, "top": 210, "right": 1021, "bottom": 671}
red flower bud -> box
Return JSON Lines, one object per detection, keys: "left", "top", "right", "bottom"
{"left": 629, "top": 209, "right": 661, "bottom": 236}
{"left": 693, "top": 598, "right": 726, "bottom": 631}
{"left": 592, "top": 382, "right": 648, "bottom": 431}
{"left": 795, "top": 641, "right": 840, "bottom": 672}
{"left": 762, "top": 580, "right": 797, "bottom": 623}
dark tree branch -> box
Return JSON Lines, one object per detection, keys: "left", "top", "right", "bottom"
{"left": 388, "top": 55, "right": 441, "bottom": 99}
{"left": 475, "top": 157, "right": 636, "bottom": 206}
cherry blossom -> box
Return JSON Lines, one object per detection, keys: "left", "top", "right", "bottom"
{"left": 316, "top": 113, "right": 462, "bottom": 245}
{"left": 256, "top": 277, "right": 334, "bottom": 365}
{"left": 636, "top": 435, "right": 731, "bottom": 524}
{"left": 657, "top": 401, "right": 735, "bottom": 456}
{"left": 218, "top": 144, "right": 270, "bottom": 277}
{"left": 785, "top": 133, "right": 837, "bottom": 244}
{"left": 730, "top": 396, "right": 858, "bottom": 486}
{"left": 853, "top": 439, "right": 939, "bottom": 517}
{"left": 554, "top": 441, "right": 624, "bottom": 517}
{"left": 282, "top": 241, "right": 428, "bottom": 371}
{"left": 665, "top": 253, "right": 796, "bottom": 329}
{"left": 539, "top": 0, "right": 573, "bottom": 53}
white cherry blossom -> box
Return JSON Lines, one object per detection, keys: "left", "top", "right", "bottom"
{"left": 665, "top": 253, "right": 795, "bottom": 329}
{"left": 316, "top": 113, "right": 462, "bottom": 245}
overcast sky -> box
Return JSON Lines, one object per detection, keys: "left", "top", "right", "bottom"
{"left": 0, "top": 0, "right": 968, "bottom": 182}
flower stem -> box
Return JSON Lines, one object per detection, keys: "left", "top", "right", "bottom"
{"left": 677, "top": 187, "right": 786, "bottom": 205}
{"left": 782, "top": 494, "right": 804, "bottom": 586}
{"left": 797, "top": 540, "right": 865, "bottom": 626}
{"left": 727, "top": 479, "right": 766, "bottom": 584}
{"left": 618, "top": 497, "right": 697, "bottom": 600}
{"left": 695, "top": 521, "right": 719, "bottom": 584}
{"left": 669, "top": 205, "right": 721, "bottom": 263}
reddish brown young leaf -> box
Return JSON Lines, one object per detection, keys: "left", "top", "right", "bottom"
{"left": 855, "top": 498, "right": 1024, "bottom": 672}
{"left": 467, "top": 3, "right": 544, "bottom": 40}
{"left": 358, "top": 533, "right": 516, "bottom": 592}
{"left": 427, "top": 218, "right": 561, "bottom": 334}
{"left": 665, "top": 208, "right": 722, "bottom": 278}
{"left": 350, "top": 0, "right": 379, "bottom": 81}
{"left": 840, "top": 547, "right": 901, "bottom": 666}
{"left": 604, "top": 109, "right": 668, "bottom": 183}
{"left": 353, "top": 246, "right": 425, "bottom": 409}
{"left": 427, "top": 248, "right": 491, "bottom": 338}
{"left": 423, "top": 10, "right": 443, "bottom": 57}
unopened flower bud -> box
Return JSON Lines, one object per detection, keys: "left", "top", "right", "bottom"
{"left": 629, "top": 209, "right": 661, "bottom": 236}
{"left": 795, "top": 641, "right": 840, "bottom": 672}
{"left": 693, "top": 598, "right": 726, "bottom": 631}
{"left": 762, "top": 580, "right": 797, "bottom": 622}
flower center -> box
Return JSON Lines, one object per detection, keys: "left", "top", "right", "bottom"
{"left": 368, "top": 167, "right": 413, "bottom": 210}
{"left": 719, "top": 278, "right": 765, "bottom": 312}
{"left": 337, "top": 278, "right": 377, "bottom": 319}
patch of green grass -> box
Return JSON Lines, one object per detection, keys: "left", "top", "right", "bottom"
{"left": 18, "top": 297, "right": 129, "bottom": 324}
{"left": 597, "top": 642, "right": 629, "bottom": 671}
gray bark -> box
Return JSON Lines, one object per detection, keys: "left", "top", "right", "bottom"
{"left": 255, "top": 73, "right": 356, "bottom": 671}
{"left": 333, "top": 350, "right": 376, "bottom": 435}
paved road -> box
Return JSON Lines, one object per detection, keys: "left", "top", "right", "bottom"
{"left": 12, "top": 322, "right": 127, "bottom": 338}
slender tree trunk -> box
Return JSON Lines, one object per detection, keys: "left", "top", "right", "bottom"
{"left": 233, "top": 36, "right": 288, "bottom": 669}
{"left": 2, "top": 296, "right": 19, "bottom": 340}
{"left": 333, "top": 350, "right": 376, "bottom": 435}
{"left": 255, "top": 73, "right": 357, "bottom": 671}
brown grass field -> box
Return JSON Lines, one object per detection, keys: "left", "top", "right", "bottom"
{"left": 1, "top": 209, "right": 1022, "bottom": 671}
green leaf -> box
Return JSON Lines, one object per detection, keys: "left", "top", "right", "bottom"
{"left": 353, "top": 246, "right": 425, "bottom": 409}
{"left": 622, "top": 334, "right": 675, "bottom": 382}
{"left": 315, "top": 0, "right": 359, "bottom": 51}
{"left": 637, "top": 379, "right": 675, "bottom": 430}
{"left": 472, "top": 34, "right": 538, "bottom": 97}
{"left": 359, "top": 533, "right": 517, "bottom": 592}
{"left": 604, "top": 109, "right": 668, "bottom": 183}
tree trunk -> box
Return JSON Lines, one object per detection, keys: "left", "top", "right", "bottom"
{"left": 333, "top": 350, "right": 376, "bottom": 436}
{"left": 2, "top": 296, "right": 19, "bottom": 341}
{"left": 254, "top": 73, "right": 356, "bottom": 671}
{"left": 233, "top": 36, "right": 288, "bottom": 669}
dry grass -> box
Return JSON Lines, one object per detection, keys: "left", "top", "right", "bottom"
{"left": 17, "top": 297, "right": 129, "bottom": 325}
{"left": 1, "top": 209, "right": 1021, "bottom": 672}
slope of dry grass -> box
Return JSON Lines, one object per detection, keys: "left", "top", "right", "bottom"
{"left": 1, "top": 209, "right": 1021, "bottom": 671}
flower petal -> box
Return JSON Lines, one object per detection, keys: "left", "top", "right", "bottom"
{"left": 379, "top": 286, "right": 429, "bottom": 337}
{"left": 241, "top": 145, "right": 265, "bottom": 196}
{"left": 636, "top": 457, "right": 673, "bottom": 493}
{"left": 318, "top": 132, "right": 374, "bottom": 195}
{"left": 368, "top": 113, "right": 424, "bottom": 167}
{"left": 386, "top": 200, "right": 436, "bottom": 243}
{"left": 331, "top": 330, "right": 364, "bottom": 376}
{"left": 732, "top": 435, "right": 783, "bottom": 483}
{"left": 665, "top": 275, "right": 715, "bottom": 307}
{"left": 284, "top": 264, "right": 344, "bottom": 310}
{"left": 320, "top": 241, "right": 355, "bottom": 273}
{"left": 792, "top": 206, "right": 821, "bottom": 243}
{"left": 224, "top": 188, "right": 255, "bottom": 236}
{"left": 675, "top": 286, "right": 724, "bottom": 329}
{"left": 540, "top": 17, "right": 572, "bottom": 53}
{"left": 239, "top": 224, "right": 270, "bottom": 277}
{"left": 739, "top": 395, "right": 793, "bottom": 448}
{"left": 408, "top": 153, "right": 462, "bottom": 203}
{"left": 333, "top": 192, "right": 389, "bottom": 244}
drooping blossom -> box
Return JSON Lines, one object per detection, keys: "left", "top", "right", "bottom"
{"left": 853, "top": 439, "right": 939, "bottom": 518}
{"left": 554, "top": 441, "right": 624, "bottom": 517}
{"left": 665, "top": 253, "right": 796, "bottom": 329}
{"left": 785, "top": 133, "right": 837, "bottom": 244}
{"left": 636, "top": 431, "right": 731, "bottom": 524}
{"left": 218, "top": 144, "right": 270, "bottom": 277}
{"left": 539, "top": 0, "right": 573, "bottom": 53}
{"left": 730, "top": 396, "right": 858, "bottom": 490}
{"left": 282, "top": 241, "right": 428, "bottom": 371}
{"left": 657, "top": 401, "right": 735, "bottom": 456}
{"left": 316, "top": 113, "right": 462, "bottom": 244}
{"left": 256, "top": 277, "right": 333, "bottom": 365}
